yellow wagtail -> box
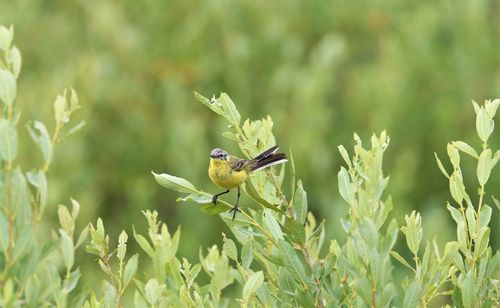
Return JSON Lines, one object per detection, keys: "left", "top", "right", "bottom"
{"left": 209, "top": 145, "right": 287, "bottom": 219}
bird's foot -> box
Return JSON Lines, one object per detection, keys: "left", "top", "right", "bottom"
{"left": 228, "top": 205, "right": 241, "bottom": 220}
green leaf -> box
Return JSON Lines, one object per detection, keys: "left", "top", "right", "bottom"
{"left": 289, "top": 149, "right": 296, "bottom": 197}
{"left": 0, "top": 210, "right": 8, "bottom": 252}
{"left": 401, "top": 211, "right": 422, "bottom": 255}
{"left": 60, "top": 229, "right": 74, "bottom": 270}
{"left": 284, "top": 218, "right": 306, "bottom": 245}
{"left": 117, "top": 230, "right": 128, "bottom": 261}
{"left": 144, "top": 279, "right": 161, "bottom": 304}
{"left": 449, "top": 171, "right": 465, "bottom": 205}
{"left": 133, "top": 232, "right": 154, "bottom": 257}
{"left": 181, "top": 259, "right": 200, "bottom": 288}
{"left": 71, "top": 198, "right": 80, "bottom": 220}
{"left": 279, "top": 240, "right": 308, "bottom": 288}
{"left": 0, "top": 69, "right": 16, "bottom": 105}
{"left": 63, "top": 269, "right": 81, "bottom": 293}
{"left": 0, "top": 25, "right": 13, "bottom": 51}
{"left": 102, "top": 280, "right": 117, "bottom": 308}
{"left": 244, "top": 179, "right": 283, "bottom": 213}
{"left": 222, "top": 131, "right": 239, "bottom": 141}
{"left": 242, "top": 271, "right": 264, "bottom": 301}
{"left": 452, "top": 287, "right": 464, "bottom": 308}
{"left": 222, "top": 235, "right": 238, "bottom": 261}
{"left": 9, "top": 46, "right": 21, "bottom": 78}
{"left": 442, "top": 241, "right": 459, "bottom": 267}
{"left": 485, "top": 98, "right": 500, "bottom": 117}
{"left": 338, "top": 145, "right": 352, "bottom": 169}
{"left": 457, "top": 220, "right": 469, "bottom": 256}
{"left": 241, "top": 241, "right": 253, "bottom": 269}
{"left": 0, "top": 119, "right": 18, "bottom": 161}
{"left": 200, "top": 202, "right": 231, "bottom": 215}
{"left": 359, "top": 218, "right": 379, "bottom": 247}
{"left": 354, "top": 277, "right": 372, "bottom": 303}
{"left": 64, "top": 120, "right": 86, "bottom": 138}
{"left": 434, "top": 153, "right": 450, "bottom": 178}
{"left": 176, "top": 193, "right": 211, "bottom": 204}
{"left": 263, "top": 209, "right": 283, "bottom": 241}
{"left": 493, "top": 196, "right": 500, "bottom": 211}
{"left": 477, "top": 149, "right": 492, "bottom": 186}
{"left": 403, "top": 280, "right": 421, "bottom": 308}
{"left": 479, "top": 205, "right": 492, "bottom": 228}
{"left": 390, "top": 251, "right": 414, "bottom": 271}
{"left": 75, "top": 225, "right": 89, "bottom": 249}
{"left": 219, "top": 93, "right": 241, "bottom": 126}
{"left": 465, "top": 206, "right": 476, "bottom": 239}
{"left": 194, "top": 91, "right": 224, "bottom": 116}
{"left": 293, "top": 180, "right": 307, "bottom": 224}
{"left": 69, "top": 87, "right": 79, "bottom": 110}
{"left": 447, "top": 143, "right": 460, "bottom": 169}
{"left": 12, "top": 168, "right": 31, "bottom": 226}
{"left": 476, "top": 107, "right": 494, "bottom": 143}
{"left": 459, "top": 271, "right": 478, "bottom": 308}
{"left": 152, "top": 172, "right": 197, "bottom": 194}
{"left": 338, "top": 167, "right": 354, "bottom": 204}
{"left": 27, "top": 169, "right": 47, "bottom": 217}
{"left": 123, "top": 254, "right": 139, "bottom": 289}
{"left": 12, "top": 227, "right": 34, "bottom": 262}
{"left": 40, "top": 239, "right": 60, "bottom": 261}
{"left": 447, "top": 203, "right": 464, "bottom": 225}
{"left": 474, "top": 227, "right": 489, "bottom": 258}
{"left": 53, "top": 94, "right": 68, "bottom": 125}
{"left": 491, "top": 149, "right": 500, "bottom": 167}
{"left": 452, "top": 141, "right": 478, "bottom": 159}
{"left": 58, "top": 205, "right": 73, "bottom": 235}
{"left": 472, "top": 100, "right": 480, "bottom": 114}
{"left": 26, "top": 121, "right": 52, "bottom": 166}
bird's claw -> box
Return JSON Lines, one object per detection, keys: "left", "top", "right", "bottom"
{"left": 228, "top": 206, "right": 241, "bottom": 220}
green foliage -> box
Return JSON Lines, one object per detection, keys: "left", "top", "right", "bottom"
{"left": 149, "top": 92, "right": 499, "bottom": 306}
{"left": 1, "top": 23, "right": 499, "bottom": 307}
{"left": 0, "top": 25, "right": 86, "bottom": 306}
{"left": 2, "top": 1, "right": 500, "bottom": 285}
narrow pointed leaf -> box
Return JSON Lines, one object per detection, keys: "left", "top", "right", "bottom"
{"left": 452, "top": 141, "right": 478, "bottom": 158}
{"left": 338, "top": 167, "right": 354, "bottom": 204}
{"left": 242, "top": 271, "right": 264, "bottom": 301}
{"left": 0, "top": 69, "right": 16, "bottom": 105}
{"left": 124, "top": 254, "right": 139, "bottom": 289}
{"left": 477, "top": 149, "right": 492, "bottom": 186}
{"left": 0, "top": 119, "right": 18, "bottom": 161}
{"left": 152, "top": 172, "right": 197, "bottom": 193}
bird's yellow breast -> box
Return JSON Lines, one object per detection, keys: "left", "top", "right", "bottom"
{"left": 209, "top": 158, "right": 248, "bottom": 189}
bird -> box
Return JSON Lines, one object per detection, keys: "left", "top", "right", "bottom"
{"left": 208, "top": 145, "right": 287, "bottom": 220}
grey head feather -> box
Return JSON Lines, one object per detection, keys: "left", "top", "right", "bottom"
{"left": 210, "top": 148, "right": 228, "bottom": 159}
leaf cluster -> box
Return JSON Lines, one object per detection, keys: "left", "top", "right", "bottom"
{"left": 0, "top": 25, "right": 86, "bottom": 307}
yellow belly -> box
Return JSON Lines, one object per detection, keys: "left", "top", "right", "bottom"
{"left": 209, "top": 159, "right": 248, "bottom": 189}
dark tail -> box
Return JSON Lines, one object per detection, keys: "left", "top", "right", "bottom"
{"left": 248, "top": 146, "right": 287, "bottom": 172}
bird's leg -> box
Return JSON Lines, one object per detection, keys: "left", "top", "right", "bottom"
{"left": 228, "top": 186, "right": 241, "bottom": 220}
{"left": 212, "top": 189, "right": 229, "bottom": 205}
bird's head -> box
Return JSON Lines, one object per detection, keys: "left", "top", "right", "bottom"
{"left": 210, "top": 148, "right": 228, "bottom": 160}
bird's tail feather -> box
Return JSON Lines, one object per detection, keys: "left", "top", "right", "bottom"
{"left": 253, "top": 145, "right": 279, "bottom": 161}
{"left": 249, "top": 151, "right": 287, "bottom": 172}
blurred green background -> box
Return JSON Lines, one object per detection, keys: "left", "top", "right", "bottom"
{"left": 1, "top": 0, "right": 499, "bottom": 288}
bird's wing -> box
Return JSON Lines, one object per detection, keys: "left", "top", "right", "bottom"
{"left": 229, "top": 155, "right": 247, "bottom": 171}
